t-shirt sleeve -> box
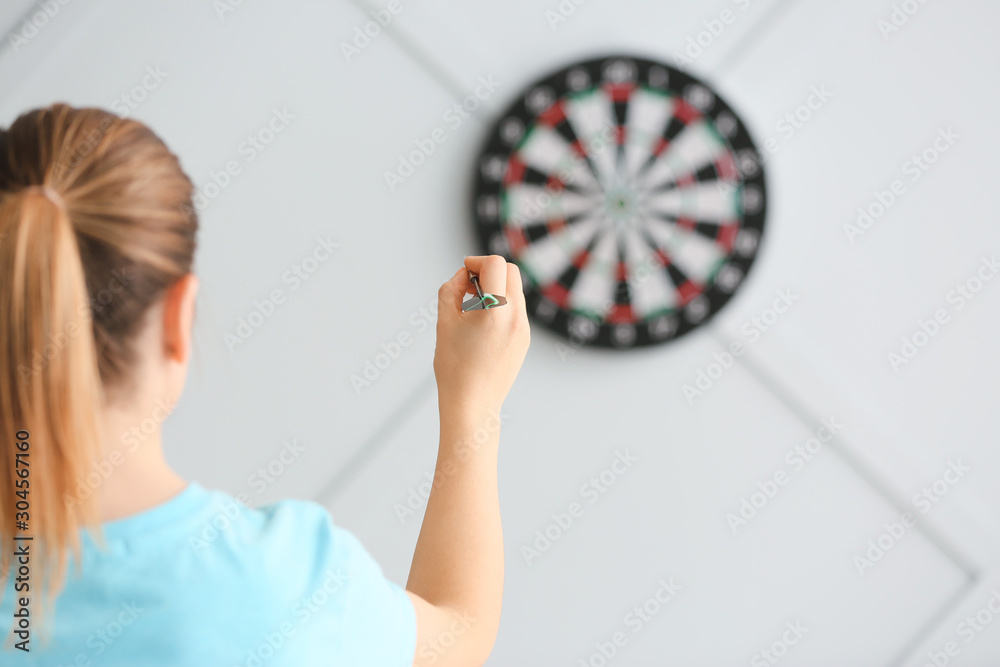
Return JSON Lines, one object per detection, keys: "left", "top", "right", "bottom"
{"left": 274, "top": 500, "right": 417, "bottom": 667}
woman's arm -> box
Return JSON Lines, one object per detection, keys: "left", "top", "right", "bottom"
{"left": 406, "top": 256, "right": 530, "bottom": 667}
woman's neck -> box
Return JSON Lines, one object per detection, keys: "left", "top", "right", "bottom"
{"left": 95, "top": 398, "right": 188, "bottom": 522}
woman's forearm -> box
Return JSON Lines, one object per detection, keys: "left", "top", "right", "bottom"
{"left": 407, "top": 404, "right": 504, "bottom": 666}
{"left": 407, "top": 257, "right": 527, "bottom": 667}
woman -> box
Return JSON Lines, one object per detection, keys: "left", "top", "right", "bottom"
{"left": 0, "top": 103, "right": 529, "bottom": 665}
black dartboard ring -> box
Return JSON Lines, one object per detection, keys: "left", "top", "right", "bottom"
{"left": 471, "top": 55, "right": 767, "bottom": 349}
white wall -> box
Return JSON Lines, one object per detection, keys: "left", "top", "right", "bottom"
{"left": 2, "top": 1, "right": 998, "bottom": 664}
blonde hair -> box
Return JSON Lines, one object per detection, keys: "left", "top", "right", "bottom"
{"left": 0, "top": 104, "right": 198, "bottom": 621}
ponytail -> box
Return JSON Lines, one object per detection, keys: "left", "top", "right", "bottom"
{"left": 0, "top": 104, "right": 199, "bottom": 633}
{"left": 0, "top": 186, "right": 104, "bottom": 623}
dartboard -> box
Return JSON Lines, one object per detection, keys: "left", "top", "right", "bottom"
{"left": 472, "top": 55, "right": 766, "bottom": 348}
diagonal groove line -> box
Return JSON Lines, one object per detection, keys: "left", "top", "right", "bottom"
{"left": 886, "top": 576, "right": 979, "bottom": 667}
{"left": 344, "top": 0, "right": 474, "bottom": 103}
{"left": 317, "top": 0, "right": 492, "bottom": 506}
{"left": 708, "top": 1, "right": 983, "bottom": 662}
{"left": 714, "top": 0, "right": 806, "bottom": 76}
{"left": 707, "top": 326, "right": 981, "bottom": 665}
{"left": 316, "top": 371, "right": 436, "bottom": 506}
{"left": 707, "top": 326, "right": 978, "bottom": 577}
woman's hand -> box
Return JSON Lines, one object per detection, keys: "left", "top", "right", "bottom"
{"left": 433, "top": 255, "right": 530, "bottom": 419}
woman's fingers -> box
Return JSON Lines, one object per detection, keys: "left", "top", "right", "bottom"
{"left": 464, "top": 255, "right": 508, "bottom": 299}
{"left": 438, "top": 267, "right": 470, "bottom": 313}
{"left": 505, "top": 262, "right": 525, "bottom": 311}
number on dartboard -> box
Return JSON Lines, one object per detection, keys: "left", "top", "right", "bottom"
{"left": 471, "top": 55, "right": 767, "bottom": 348}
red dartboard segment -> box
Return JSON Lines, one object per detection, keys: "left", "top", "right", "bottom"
{"left": 715, "top": 153, "right": 739, "bottom": 181}
{"left": 672, "top": 98, "right": 702, "bottom": 125}
{"left": 605, "top": 83, "right": 637, "bottom": 102}
{"left": 676, "top": 280, "right": 703, "bottom": 306}
{"left": 537, "top": 100, "right": 568, "bottom": 128}
{"left": 504, "top": 226, "right": 528, "bottom": 256}
{"left": 675, "top": 172, "right": 697, "bottom": 188}
{"left": 675, "top": 217, "right": 696, "bottom": 232}
{"left": 716, "top": 224, "right": 738, "bottom": 252}
{"left": 472, "top": 55, "right": 768, "bottom": 348}
{"left": 545, "top": 175, "right": 567, "bottom": 193}
{"left": 547, "top": 218, "right": 568, "bottom": 235}
{"left": 615, "top": 261, "right": 628, "bottom": 282}
{"left": 651, "top": 137, "right": 671, "bottom": 157}
{"left": 607, "top": 303, "right": 636, "bottom": 324}
{"left": 504, "top": 156, "right": 526, "bottom": 187}
{"left": 542, "top": 282, "right": 571, "bottom": 309}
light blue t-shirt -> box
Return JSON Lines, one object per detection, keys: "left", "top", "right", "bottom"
{"left": 0, "top": 483, "right": 417, "bottom": 666}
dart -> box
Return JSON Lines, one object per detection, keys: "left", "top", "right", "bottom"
{"left": 462, "top": 271, "right": 507, "bottom": 320}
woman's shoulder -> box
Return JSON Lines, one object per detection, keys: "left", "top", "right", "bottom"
{"left": 96, "top": 483, "right": 363, "bottom": 584}
{"left": 183, "top": 485, "right": 358, "bottom": 563}
{"left": 116, "top": 485, "right": 378, "bottom": 616}
{"left": 184, "top": 488, "right": 411, "bottom": 635}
